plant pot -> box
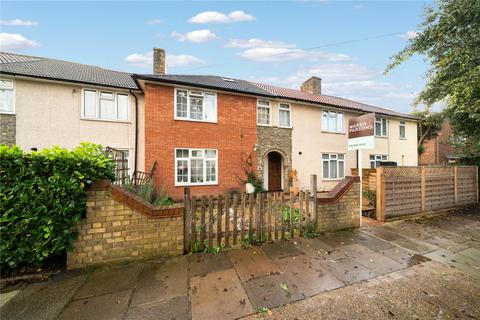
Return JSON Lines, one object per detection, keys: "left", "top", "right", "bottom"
{"left": 246, "top": 183, "right": 255, "bottom": 194}
{"left": 290, "top": 186, "right": 299, "bottom": 196}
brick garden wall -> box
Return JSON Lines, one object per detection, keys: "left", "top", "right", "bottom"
{"left": 0, "top": 113, "right": 15, "bottom": 146}
{"left": 317, "top": 178, "right": 361, "bottom": 232}
{"left": 67, "top": 182, "right": 184, "bottom": 269}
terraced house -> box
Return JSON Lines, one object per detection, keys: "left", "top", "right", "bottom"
{"left": 0, "top": 49, "right": 418, "bottom": 199}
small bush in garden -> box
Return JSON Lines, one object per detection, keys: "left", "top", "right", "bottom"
{"left": 122, "top": 179, "right": 174, "bottom": 206}
{"left": 0, "top": 143, "right": 115, "bottom": 272}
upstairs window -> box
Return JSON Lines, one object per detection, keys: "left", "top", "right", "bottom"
{"left": 175, "top": 89, "right": 217, "bottom": 122}
{"left": 322, "top": 153, "right": 345, "bottom": 179}
{"left": 399, "top": 121, "right": 406, "bottom": 139}
{"left": 322, "top": 110, "right": 344, "bottom": 133}
{"left": 0, "top": 79, "right": 15, "bottom": 114}
{"left": 375, "top": 117, "right": 388, "bottom": 137}
{"left": 82, "top": 89, "right": 129, "bottom": 121}
{"left": 257, "top": 100, "right": 271, "bottom": 126}
{"left": 175, "top": 148, "right": 218, "bottom": 186}
{"left": 370, "top": 154, "right": 388, "bottom": 168}
{"left": 279, "top": 103, "right": 291, "bottom": 128}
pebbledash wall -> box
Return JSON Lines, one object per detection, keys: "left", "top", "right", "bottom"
{"left": 67, "top": 181, "right": 183, "bottom": 269}
{"left": 68, "top": 177, "right": 361, "bottom": 269}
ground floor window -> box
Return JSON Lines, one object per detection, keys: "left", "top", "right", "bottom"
{"left": 175, "top": 148, "right": 218, "bottom": 186}
{"left": 370, "top": 154, "right": 387, "bottom": 168}
{"left": 322, "top": 153, "right": 345, "bottom": 179}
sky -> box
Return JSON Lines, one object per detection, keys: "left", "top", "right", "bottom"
{"left": 0, "top": 0, "right": 435, "bottom": 114}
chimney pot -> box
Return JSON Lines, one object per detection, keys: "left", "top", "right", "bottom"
{"left": 153, "top": 48, "right": 166, "bottom": 75}
{"left": 301, "top": 76, "right": 321, "bottom": 95}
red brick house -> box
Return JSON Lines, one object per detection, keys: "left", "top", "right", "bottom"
{"left": 419, "top": 122, "right": 456, "bottom": 165}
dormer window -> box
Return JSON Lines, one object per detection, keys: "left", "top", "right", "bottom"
{"left": 175, "top": 88, "right": 217, "bottom": 122}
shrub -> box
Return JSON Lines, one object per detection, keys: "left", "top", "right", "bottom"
{"left": 123, "top": 179, "right": 174, "bottom": 206}
{"left": 363, "top": 189, "right": 377, "bottom": 208}
{"left": 0, "top": 143, "right": 115, "bottom": 272}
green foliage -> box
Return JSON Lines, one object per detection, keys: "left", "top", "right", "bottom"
{"left": 412, "top": 109, "right": 444, "bottom": 146}
{"left": 363, "top": 189, "right": 377, "bottom": 208}
{"left": 386, "top": 0, "right": 480, "bottom": 140}
{"left": 123, "top": 179, "right": 174, "bottom": 206}
{"left": 238, "top": 152, "right": 264, "bottom": 193}
{"left": 418, "top": 143, "right": 425, "bottom": 156}
{"left": 284, "top": 207, "right": 299, "bottom": 223}
{"left": 0, "top": 143, "right": 115, "bottom": 272}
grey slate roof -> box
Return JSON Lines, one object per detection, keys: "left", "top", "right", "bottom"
{"left": 0, "top": 52, "right": 138, "bottom": 89}
{"left": 134, "top": 74, "right": 275, "bottom": 97}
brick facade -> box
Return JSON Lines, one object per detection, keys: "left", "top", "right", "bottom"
{"left": 0, "top": 113, "right": 16, "bottom": 146}
{"left": 67, "top": 182, "right": 183, "bottom": 269}
{"left": 419, "top": 123, "right": 455, "bottom": 165}
{"left": 144, "top": 83, "right": 257, "bottom": 200}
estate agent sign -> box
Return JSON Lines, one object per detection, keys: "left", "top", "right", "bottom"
{"left": 347, "top": 113, "right": 375, "bottom": 150}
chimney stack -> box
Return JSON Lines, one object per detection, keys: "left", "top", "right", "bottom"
{"left": 153, "top": 48, "right": 166, "bottom": 75}
{"left": 300, "top": 76, "right": 321, "bottom": 95}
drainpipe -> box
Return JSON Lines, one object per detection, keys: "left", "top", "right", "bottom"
{"left": 130, "top": 90, "right": 139, "bottom": 174}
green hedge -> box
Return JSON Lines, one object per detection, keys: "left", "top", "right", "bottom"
{"left": 0, "top": 143, "right": 115, "bottom": 271}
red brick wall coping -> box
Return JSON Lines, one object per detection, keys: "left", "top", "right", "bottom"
{"left": 89, "top": 180, "right": 184, "bottom": 218}
{"left": 317, "top": 176, "right": 360, "bottom": 204}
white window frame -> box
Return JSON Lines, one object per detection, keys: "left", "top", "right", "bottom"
{"left": 174, "top": 88, "right": 217, "bottom": 123}
{"left": 256, "top": 99, "right": 272, "bottom": 126}
{"left": 375, "top": 117, "right": 388, "bottom": 137}
{"left": 174, "top": 148, "right": 218, "bottom": 186}
{"left": 322, "top": 110, "right": 344, "bottom": 133}
{"left": 399, "top": 120, "right": 406, "bottom": 139}
{"left": 278, "top": 103, "right": 292, "bottom": 128}
{"left": 81, "top": 88, "right": 129, "bottom": 121}
{"left": 0, "top": 78, "right": 15, "bottom": 114}
{"left": 370, "top": 154, "right": 388, "bottom": 168}
{"left": 322, "top": 153, "right": 345, "bottom": 180}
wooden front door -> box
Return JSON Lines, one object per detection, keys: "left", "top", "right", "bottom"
{"left": 268, "top": 152, "right": 282, "bottom": 191}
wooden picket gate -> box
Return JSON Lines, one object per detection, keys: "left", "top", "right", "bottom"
{"left": 183, "top": 187, "right": 318, "bottom": 253}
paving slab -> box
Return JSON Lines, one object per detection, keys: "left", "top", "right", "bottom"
{"left": 355, "top": 232, "right": 396, "bottom": 252}
{"left": 188, "top": 251, "right": 233, "bottom": 277}
{"left": 125, "top": 296, "right": 189, "bottom": 320}
{"left": 260, "top": 240, "right": 304, "bottom": 260}
{"left": 243, "top": 273, "right": 304, "bottom": 310}
{"left": 75, "top": 264, "right": 142, "bottom": 299}
{"left": 0, "top": 289, "right": 21, "bottom": 308}
{"left": 426, "top": 248, "right": 480, "bottom": 278}
{"left": 376, "top": 246, "right": 417, "bottom": 266}
{"left": 319, "top": 256, "right": 375, "bottom": 285}
{"left": 190, "top": 268, "right": 255, "bottom": 320}
{"left": 391, "top": 237, "right": 438, "bottom": 254}
{"left": 275, "top": 255, "right": 344, "bottom": 297}
{"left": 457, "top": 247, "right": 480, "bottom": 264}
{"left": 423, "top": 235, "right": 470, "bottom": 253}
{"left": 130, "top": 256, "right": 187, "bottom": 307}
{"left": 228, "top": 247, "right": 281, "bottom": 281}
{"left": 57, "top": 289, "right": 131, "bottom": 320}
{"left": 363, "top": 227, "right": 403, "bottom": 242}
{"left": 318, "top": 230, "right": 364, "bottom": 248}
{"left": 293, "top": 237, "right": 336, "bottom": 258}
{"left": 1, "top": 274, "right": 87, "bottom": 320}
{"left": 342, "top": 243, "right": 404, "bottom": 275}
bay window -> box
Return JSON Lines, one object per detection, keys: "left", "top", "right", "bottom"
{"left": 322, "top": 153, "right": 345, "bottom": 179}
{"left": 279, "top": 103, "right": 291, "bottom": 128}
{"left": 375, "top": 117, "right": 388, "bottom": 137}
{"left": 175, "top": 89, "right": 217, "bottom": 122}
{"left": 175, "top": 148, "right": 218, "bottom": 185}
{"left": 0, "top": 79, "right": 15, "bottom": 113}
{"left": 370, "top": 154, "right": 388, "bottom": 168}
{"left": 257, "top": 100, "right": 271, "bottom": 126}
{"left": 82, "top": 89, "right": 129, "bottom": 121}
{"left": 322, "top": 110, "right": 344, "bottom": 133}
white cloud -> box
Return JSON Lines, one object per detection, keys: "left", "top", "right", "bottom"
{"left": 239, "top": 47, "right": 350, "bottom": 62}
{"left": 124, "top": 52, "right": 205, "bottom": 68}
{"left": 171, "top": 29, "right": 217, "bottom": 43}
{"left": 146, "top": 19, "right": 162, "bottom": 25}
{"left": 225, "top": 38, "right": 294, "bottom": 49}
{"left": 189, "top": 10, "right": 255, "bottom": 24}
{"left": 0, "top": 33, "right": 39, "bottom": 51}
{"left": 0, "top": 19, "right": 38, "bottom": 26}
{"left": 400, "top": 30, "right": 419, "bottom": 40}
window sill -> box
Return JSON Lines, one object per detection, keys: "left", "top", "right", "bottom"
{"left": 174, "top": 118, "right": 218, "bottom": 124}
{"left": 80, "top": 117, "right": 132, "bottom": 124}
{"left": 278, "top": 125, "right": 293, "bottom": 129}
{"left": 257, "top": 123, "right": 272, "bottom": 127}
{"left": 175, "top": 182, "right": 218, "bottom": 187}
{"left": 321, "top": 131, "right": 345, "bottom": 135}
{"left": 375, "top": 135, "right": 388, "bottom": 139}
{"left": 0, "top": 111, "right": 15, "bottom": 115}
{"left": 321, "top": 178, "right": 345, "bottom": 181}
{"left": 399, "top": 137, "right": 407, "bottom": 140}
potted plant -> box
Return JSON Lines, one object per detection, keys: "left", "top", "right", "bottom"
{"left": 238, "top": 153, "right": 264, "bottom": 194}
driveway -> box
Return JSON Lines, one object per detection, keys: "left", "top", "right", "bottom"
{"left": 1, "top": 207, "right": 479, "bottom": 320}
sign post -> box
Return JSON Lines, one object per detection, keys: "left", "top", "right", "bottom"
{"left": 348, "top": 113, "right": 375, "bottom": 227}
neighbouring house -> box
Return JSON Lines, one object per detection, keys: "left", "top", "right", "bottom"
{"left": 0, "top": 52, "right": 144, "bottom": 175}
{"left": 0, "top": 49, "right": 418, "bottom": 199}
{"left": 419, "top": 122, "right": 458, "bottom": 165}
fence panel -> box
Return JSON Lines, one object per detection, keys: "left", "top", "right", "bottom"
{"left": 184, "top": 190, "right": 318, "bottom": 253}
{"left": 376, "top": 166, "right": 478, "bottom": 221}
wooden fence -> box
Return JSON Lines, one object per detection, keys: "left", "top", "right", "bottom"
{"left": 183, "top": 182, "right": 318, "bottom": 253}
{"left": 351, "top": 168, "right": 376, "bottom": 209}
{"left": 376, "top": 166, "right": 478, "bottom": 221}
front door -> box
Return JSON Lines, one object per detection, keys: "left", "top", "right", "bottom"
{"left": 268, "top": 152, "right": 282, "bottom": 191}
